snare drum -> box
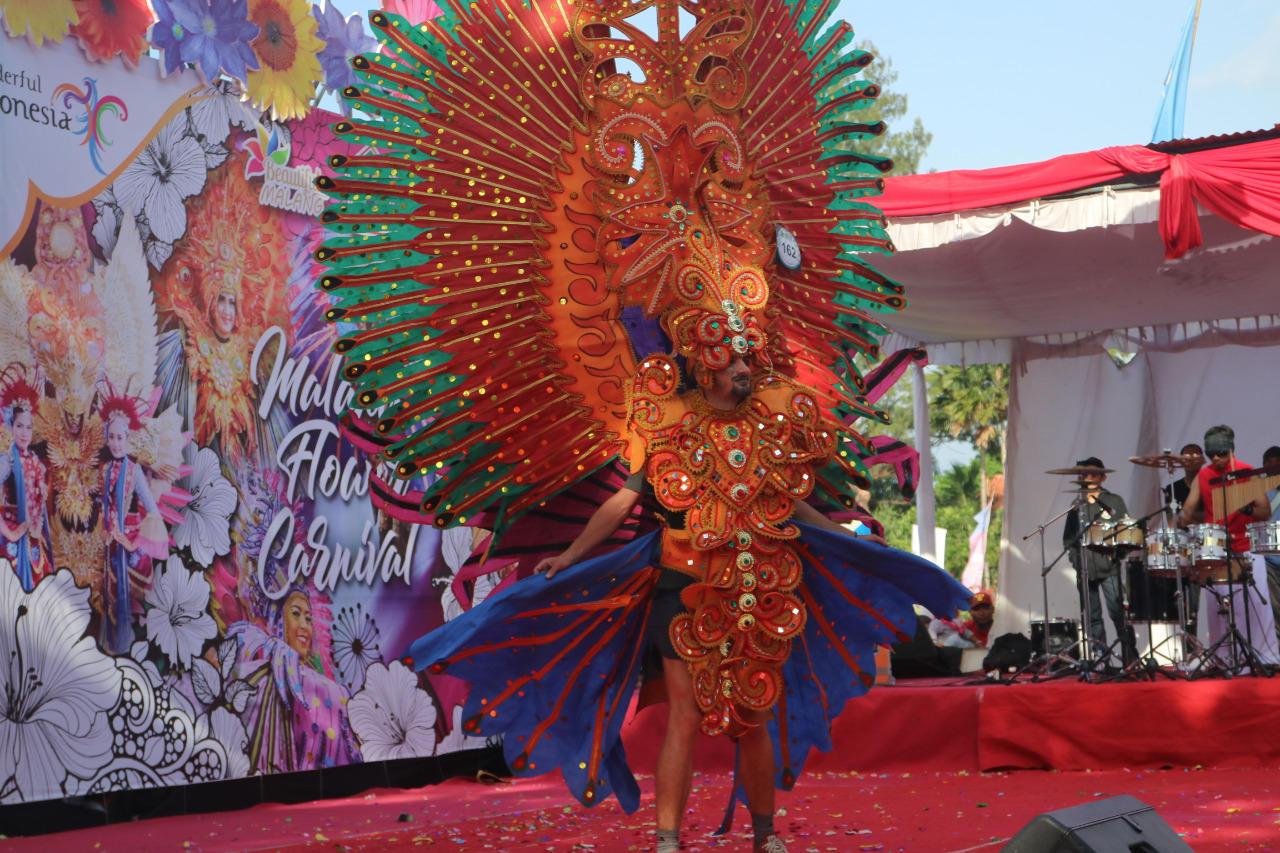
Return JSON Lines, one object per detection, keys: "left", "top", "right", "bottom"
{"left": 1247, "top": 521, "right": 1280, "bottom": 556}
{"left": 1084, "top": 517, "right": 1144, "bottom": 553}
{"left": 1189, "top": 523, "right": 1230, "bottom": 566}
{"left": 1145, "top": 528, "right": 1189, "bottom": 576}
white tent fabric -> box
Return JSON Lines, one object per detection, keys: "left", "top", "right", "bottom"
{"left": 876, "top": 187, "right": 1280, "bottom": 367}
{"left": 996, "top": 343, "right": 1280, "bottom": 649}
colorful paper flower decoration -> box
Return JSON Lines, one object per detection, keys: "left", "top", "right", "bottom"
{"left": 0, "top": 0, "right": 77, "bottom": 46}
{"left": 69, "top": 0, "right": 152, "bottom": 68}
{"left": 380, "top": 0, "right": 441, "bottom": 26}
{"left": 313, "top": 2, "right": 377, "bottom": 113}
{"left": 150, "top": 0, "right": 260, "bottom": 83}
{"left": 245, "top": 0, "right": 323, "bottom": 121}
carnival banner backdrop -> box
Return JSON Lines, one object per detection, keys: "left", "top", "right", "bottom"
{"left": 0, "top": 35, "right": 490, "bottom": 805}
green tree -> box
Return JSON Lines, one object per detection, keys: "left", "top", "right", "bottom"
{"left": 835, "top": 40, "right": 933, "bottom": 176}
{"left": 928, "top": 364, "right": 1009, "bottom": 504}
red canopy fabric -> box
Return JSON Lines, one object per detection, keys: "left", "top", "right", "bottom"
{"left": 877, "top": 137, "right": 1280, "bottom": 259}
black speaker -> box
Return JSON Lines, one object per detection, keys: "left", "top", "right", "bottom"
{"left": 1001, "top": 794, "right": 1194, "bottom": 852}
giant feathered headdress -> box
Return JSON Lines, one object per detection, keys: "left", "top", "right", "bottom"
{"left": 316, "top": 0, "right": 905, "bottom": 540}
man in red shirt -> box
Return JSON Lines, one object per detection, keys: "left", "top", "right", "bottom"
{"left": 962, "top": 590, "right": 996, "bottom": 648}
{"left": 1177, "top": 425, "right": 1278, "bottom": 665}
{"left": 1178, "top": 425, "right": 1269, "bottom": 551}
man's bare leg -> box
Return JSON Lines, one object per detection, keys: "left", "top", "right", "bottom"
{"left": 738, "top": 709, "right": 785, "bottom": 852}
{"left": 655, "top": 656, "right": 701, "bottom": 850}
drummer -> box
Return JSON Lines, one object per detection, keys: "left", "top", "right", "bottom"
{"left": 1062, "top": 457, "right": 1138, "bottom": 666}
{"left": 1177, "top": 425, "right": 1279, "bottom": 665}
{"left": 1176, "top": 426, "right": 1270, "bottom": 551}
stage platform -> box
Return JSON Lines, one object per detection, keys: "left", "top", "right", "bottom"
{"left": 622, "top": 671, "right": 1280, "bottom": 777}
{"left": 4, "top": 675, "right": 1280, "bottom": 852}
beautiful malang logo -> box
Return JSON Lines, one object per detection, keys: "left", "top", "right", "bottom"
{"left": 243, "top": 123, "right": 291, "bottom": 179}
{"left": 244, "top": 123, "right": 326, "bottom": 217}
{"left": 51, "top": 78, "right": 128, "bottom": 176}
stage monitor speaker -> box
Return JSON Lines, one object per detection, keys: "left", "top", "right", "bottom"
{"left": 1001, "top": 794, "right": 1194, "bottom": 852}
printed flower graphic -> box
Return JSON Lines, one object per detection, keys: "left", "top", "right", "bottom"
{"left": 347, "top": 661, "right": 437, "bottom": 761}
{"left": 69, "top": 0, "right": 152, "bottom": 68}
{"left": 0, "top": 570, "right": 121, "bottom": 803}
{"left": 332, "top": 603, "right": 381, "bottom": 690}
{"left": 151, "top": 0, "right": 260, "bottom": 84}
{"left": 144, "top": 557, "right": 217, "bottom": 669}
{"left": 245, "top": 0, "right": 323, "bottom": 121}
{"left": 313, "top": 3, "right": 377, "bottom": 114}
{"left": 173, "top": 447, "right": 236, "bottom": 567}
{"left": 0, "top": 0, "right": 77, "bottom": 46}
{"left": 203, "top": 706, "right": 250, "bottom": 780}
{"left": 186, "top": 79, "right": 258, "bottom": 147}
{"left": 113, "top": 118, "right": 207, "bottom": 247}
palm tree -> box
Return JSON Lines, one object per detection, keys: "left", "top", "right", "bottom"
{"left": 928, "top": 364, "right": 1009, "bottom": 504}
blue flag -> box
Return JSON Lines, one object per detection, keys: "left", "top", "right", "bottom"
{"left": 1150, "top": 2, "right": 1200, "bottom": 143}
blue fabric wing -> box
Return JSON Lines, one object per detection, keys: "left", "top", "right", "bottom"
{"left": 773, "top": 523, "right": 970, "bottom": 786}
{"left": 404, "top": 532, "right": 661, "bottom": 813}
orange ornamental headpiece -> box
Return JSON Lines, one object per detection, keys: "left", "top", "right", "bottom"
{"left": 576, "top": 0, "right": 772, "bottom": 372}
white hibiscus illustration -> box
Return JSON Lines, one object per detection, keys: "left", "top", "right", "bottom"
{"left": 113, "top": 118, "right": 207, "bottom": 247}
{"left": 436, "top": 703, "right": 490, "bottom": 756}
{"left": 199, "top": 706, "right": 251, "bottom": 781}
{"left": 173, "top": 447, "right": 236, "bottom": 567}
{"left": 144, "top": 558, "right": 217, "bottom": 669}
{"left": 91, "top": 185, "right": 123, "bottom": 258}
{"left": 186, "top": 80, "right": 259, "bottom": 146}
{"left": 0, "top": 570, "right": 121, "bottom": 802}
{"left": 347, "top": 661, "right": 438, "bottom": 761}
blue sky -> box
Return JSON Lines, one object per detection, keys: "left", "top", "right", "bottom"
{"left": 835, "top": 0, "right": 1280, "bottom": 172}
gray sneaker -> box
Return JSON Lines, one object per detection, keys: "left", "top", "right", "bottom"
{"left": 752, "top": 835, "right": 788, "bottom": 853}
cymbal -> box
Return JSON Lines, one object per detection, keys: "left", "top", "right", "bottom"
{"left": 1129, "top": 453, "right": 1197, "bottom": 468}
{"left": 1046, "top": 466, "right": 1114, "bottom": 476}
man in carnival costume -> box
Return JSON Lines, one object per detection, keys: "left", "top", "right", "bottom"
{"left": 314, "top": 1, "right": 968, "bottom": 850}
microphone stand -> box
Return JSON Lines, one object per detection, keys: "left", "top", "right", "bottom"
{"left": 1009, "top": 505, "right": 1082, "bottom": 681}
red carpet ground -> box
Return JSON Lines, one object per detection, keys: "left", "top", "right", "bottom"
{"left": 2, "top": 766, "right": 1276, "bottom": 852}
{"left": 6, "top": 675, "right": 1280, "bottom": 851}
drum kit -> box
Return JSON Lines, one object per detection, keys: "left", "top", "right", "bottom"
{"left": 1021, "top": 452, "right": 1280, "bottom": 681}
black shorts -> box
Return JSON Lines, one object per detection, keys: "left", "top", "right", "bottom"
{"left": 648, "top": 571, "right": 693, "bottom": 660}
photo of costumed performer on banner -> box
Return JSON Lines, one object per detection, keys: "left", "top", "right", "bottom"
{"left": 312, "top": 2, "right": 970, "bottom": 851}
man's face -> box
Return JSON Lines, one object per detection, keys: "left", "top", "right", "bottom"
{"left": 708, "top": 356, "right": 752, "bottom": 402}
{"left": 970, "top": 603, "right": 994, "bottom": 628}
{"left": 1207, "top": 448, "right": 1233, "bottom": 472}
{"left": 1181, "top": 445, "right": 1204, "bottom": 478}
{"left": 1080, "top": 471, "right": 1105, "bottom": 492}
